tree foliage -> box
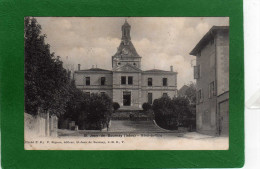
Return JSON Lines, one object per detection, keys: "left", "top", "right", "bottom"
{"left": 112, "top": 102, "right": 120, "bottom": 112}
{"left": 25, "top": 17, "right": 71, "bottom": 115}
{"left": 25, "top": 17, "right": 114, "bottom": 130}
{"left": 142, "top": 102, "right": 152, "bottom": 112}
{"left": 82, "top": 93, "right": 113, "bottom": 130}
{"left": 153, "top": 96, "right": 195, "bottom": 130}
{"left": 185, "top": 82, "right": 196, "bottom": 105}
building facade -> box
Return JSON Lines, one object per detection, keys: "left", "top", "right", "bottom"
{"left": 74, "top": 21, "right": 178, "bottom": 110}
{"left": 190, "top": 26, "right": 229, "bottom": 136}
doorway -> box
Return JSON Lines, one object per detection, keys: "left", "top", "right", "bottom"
{"left": 219, "top": 100, "right": 229, "bottom": 136}
{"left": 123, "top": 92, "right": 131, "bottom": 106}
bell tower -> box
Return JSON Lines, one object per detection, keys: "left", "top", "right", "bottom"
{"left": 112, "top": 20, "right": 141, "bottom": 69}
{"left": 122, "top": 20, "right": 131, "bottom": 41}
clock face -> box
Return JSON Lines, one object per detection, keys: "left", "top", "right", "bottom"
{"left": 122, "top": 48, "right": 129, "bottom": 55}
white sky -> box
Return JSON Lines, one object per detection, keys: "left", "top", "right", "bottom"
{"left": 36, "top": 17, "right": 229, "bottom": 89}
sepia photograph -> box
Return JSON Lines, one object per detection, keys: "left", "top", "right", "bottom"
{"left": 24, "top": 17, "right": 229, "bottom": 150}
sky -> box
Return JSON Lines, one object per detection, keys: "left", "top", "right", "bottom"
{"left": 36, "top": 17, "right": 229, "bottom": 89}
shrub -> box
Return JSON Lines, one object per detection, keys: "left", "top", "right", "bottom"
{"left": 82, "top": 93, "right": 113, "bottom": 130}
{"left": 112, "top": 102, "right": 120, "bottom": 111}
{"left": 142, "top": 102, "right": 152, "bottom": 111}
{"left": 152, "top": 96, "right": 194, "bottom": 130}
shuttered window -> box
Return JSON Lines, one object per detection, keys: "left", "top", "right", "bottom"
{"left": 197, "top": 89, "right": 204, "bottom": 104}
{"left": 194, "top": 65, "right": 200, "bottom": 79}
{"left": 208, "top": 81, "right": 215, "bottom": 98}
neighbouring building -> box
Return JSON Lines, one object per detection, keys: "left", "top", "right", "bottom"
{"left": 190, "top": 26, "right": 229, "bottom": 136}
{"left": 178, "top": 85, "right": 189, "bottom": 97}
{"left": 74, "top": 20, "right": 178, "bottom": 110}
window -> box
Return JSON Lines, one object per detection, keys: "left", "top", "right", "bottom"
{"left": 101, "top": 92, "right": 105, "bottom": 96}
{"left": 101, "top": 77, "right": 105, "bottom": 85}
{"left": 128, "top": 76, "right": 133, "bottom": 85}
{"left": 197, "top": 89, "right": 203, "bottom": 104}
{"left": 148, "top": 78, "right": 152, "bottom": 86}
{"left": 85, "top": 77, "right": 90, "bottom": 85}
{"left": 208, "top": 81, "right": 215, "bottom": 98}
{"left": 163, "top": 93, "right": 168, "bottom": 97}
{"left": 133, "top": 63, "right": 136, "bottom": 66}
{"left": 163, "top": 78, "right": 168, "bottom": 86}
{"left": 148, "top": 93, "right": 153, "bottom": 104}
{"left": 121, "top": 76, "right": 126, "bottom": 85}
{"left": 194, "top": 65, "right": 200, "bottom": 79}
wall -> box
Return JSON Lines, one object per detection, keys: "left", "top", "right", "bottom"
{"left": 195, "top": 35, "right": 217, "bottom": 135}
{"left": 216, "top": 30, "right": 229, "bottom": 95}
{"left": 141, "top": 72, "right": 177, "bottom": 105}
{"left": 24, "top": 113, "right": 58, "bottom": 138}
{"left": 217, "top": 91, "right": 229, "bottom": 136}
{"left": 195, "top": 29, "right": 229, "bottom": 136}
{"left": 74, "top": 71, "right": 113, "bottom": 98}
{"left": 74, "top": 68, "right": 178, "bottom": 110}
{"left": 112, "top": 71, "right": 142, "bottom": 109}
{"left": 113, "top": 57, "right": 141, "bottom": 69}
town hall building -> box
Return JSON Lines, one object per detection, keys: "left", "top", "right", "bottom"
{"left": 74, "top": 20, "right": 178, "bottom": 110}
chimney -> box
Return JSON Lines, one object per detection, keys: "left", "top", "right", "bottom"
{"left": 78, "top": 64, "right": 81, "bottom": 71}
{"left": 170, "top": 65, "right": 173, "bottom": 72}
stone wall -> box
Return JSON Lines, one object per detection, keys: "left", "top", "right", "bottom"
{"left": 24, "top": 112, "right": 58, "bottom": 138}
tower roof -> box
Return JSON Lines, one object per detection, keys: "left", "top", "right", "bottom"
{"left": 113, "top": 20, "right": 141, "bottom": 58}
{"left": 122, "top": 19, "right": 130, "bottom": 27}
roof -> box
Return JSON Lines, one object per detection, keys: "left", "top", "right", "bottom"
{"left": 143, "top": 69, "right": 177, "bottom": 74}
{"left": 113, "top": 63, "right": 142, "bottom": 72}
{"left": 76, "top": 68, "right": 111, "bottom": 72}
{"left": 178, "top": 85, "right": 189, "bottom": 96}
{"left": 112, "top": 40, "right": 141, "bottom": 58}
{"left": 190, "top": 26, "right": 229, "bottom": 56}
{"left": 122, "top": 20, "right": 130, "bottom": 27}
{"left": 143, "top": 69, "right": 172, "bottom": 73}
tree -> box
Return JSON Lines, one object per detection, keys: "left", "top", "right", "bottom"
{"left": 152, "top": 96, "right": 193, "bottom": 130}
{"left": 84, "top": 93, "right": 113, "bottom": 130}
{"left": 112, "top": 102, "right": 120, "bottom": 112}
{"left": 25, "top": 17, "right": 71, "bottom": 116}
{"left": 142, "top": 103, "right": 152, "bottom": 112}
{"left": 185, "top": 82, "right": 196, "bottom": 105}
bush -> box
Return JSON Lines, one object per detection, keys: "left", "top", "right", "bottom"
{"left": 112, "top": 102, "right": 120, "bottom": 111}
{"left": 152, "top": 96, "right": 194, "bottom": 130}
{"left": 142, "top": 102, "right": 152, "bottom": 111}
{"left": 81, "top": 93, "right": 113, "bottom": 130}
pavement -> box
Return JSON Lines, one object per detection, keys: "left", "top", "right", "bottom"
{"left": 58, "top": 120, "right": 221, "bottom": 140}
{"left": 31, "top": 120, "right": 229, "bottom": 150}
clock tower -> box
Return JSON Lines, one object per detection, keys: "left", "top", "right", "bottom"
{"left": 112, "top": 20, "right": 142, "bottom": 69}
